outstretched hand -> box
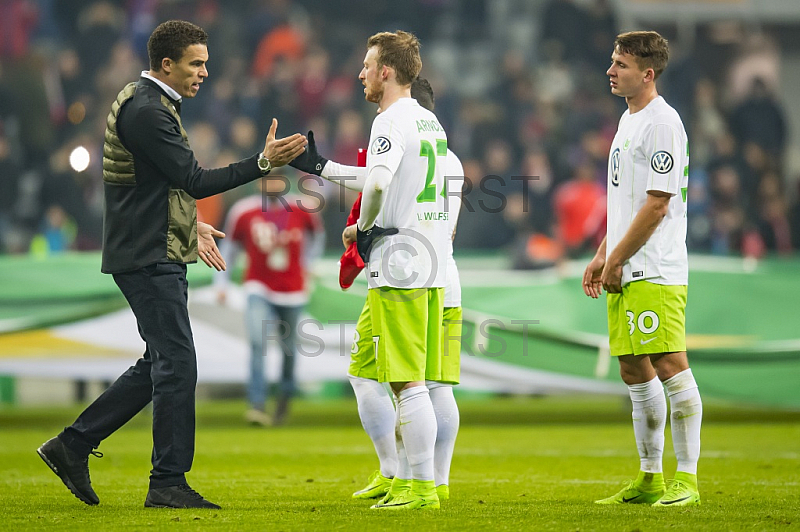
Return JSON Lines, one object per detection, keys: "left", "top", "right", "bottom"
{"left": 198, "top": 221, "right": 226, "bottom": 271}
{"left": 263, "top": 119, "right": 307, "bottom": 168}
{"left": 289, "top": 130, "right": 329, "bottom": 176}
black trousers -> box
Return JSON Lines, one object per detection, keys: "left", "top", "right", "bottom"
{"left": 60, "top": 262, "right": 197, "bottom": 488}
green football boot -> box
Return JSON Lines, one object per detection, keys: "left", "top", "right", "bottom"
{"left": 375, "top": 477, "right": 411, "bottom": 505}
{"left": 371, "top": 479, "right": 439, "bottom": 510}
{"left": 652, "top": 472, "right": 701, "bottom": 507}
{"left": 436, "top": 484, "right": 449, "bottom": 501}
{"left": 352, "top": 470, "right": 392, "bottom": 499}
{"left": 595, "top": 471, "right": 665, "bottom": 505}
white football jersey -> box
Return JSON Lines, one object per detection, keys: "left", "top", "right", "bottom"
{"left": 444, "top": 149, "right": 464, "bottom": 307}
{"left": 366, "top": 98, "right": 449, "bottom": 289}
{"left": 607, "top": 96, "right": 689, "bottom": 286}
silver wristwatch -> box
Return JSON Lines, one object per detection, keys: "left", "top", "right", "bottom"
{"left": 257, "top": 153, "right": 272, "bottom": 175}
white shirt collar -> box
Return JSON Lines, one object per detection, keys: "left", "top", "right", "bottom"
{"left": 140, "top": 71, "right": 182, "bottom": 102}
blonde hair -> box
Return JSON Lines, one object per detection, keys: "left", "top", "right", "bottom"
{"left": 366, "top": 30, "right": 422, "bottom": 85}
{"left": 614, "top": 31, "right": 669, "bottom": 79}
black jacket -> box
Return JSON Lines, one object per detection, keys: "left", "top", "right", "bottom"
{"left": 101, "top": 77, "right": 261, "bottom": 274}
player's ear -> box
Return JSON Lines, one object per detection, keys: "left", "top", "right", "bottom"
{"left": 644, "top": 68, "right": 655, "bottom": 83}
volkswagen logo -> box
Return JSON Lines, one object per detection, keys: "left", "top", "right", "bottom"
{"left": 610, "top": 148, "right": 620, "bottom": 186}
{"left": 371, "top": 136, "right": 392, "bottom": 155}
{"left": 650, "top": 151, "right": 674, "bottom": 174}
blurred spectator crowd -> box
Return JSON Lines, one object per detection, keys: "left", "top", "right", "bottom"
{"left": 1, "top": 0, "right": 798, "bottom": 264}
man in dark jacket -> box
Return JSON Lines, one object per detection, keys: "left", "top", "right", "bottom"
{"left": 36, "top": 20, "right": 307, "bottom": 509}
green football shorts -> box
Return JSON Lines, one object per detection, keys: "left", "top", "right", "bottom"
{"left": 368, "top": 287, "right": 444, "bottom": 383}
{"left": 607, "top": 280, "right": 687, "bottom": 356}
{"left": 348, "top": 298, "right": 377, "bottom": 380}
{"left": 348, "top": 295, "right": 459, "bottom": 383}
{"left": 427, "top": 306, "right": 462, "bottom": 384}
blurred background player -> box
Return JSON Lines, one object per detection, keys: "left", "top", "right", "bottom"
{"left": 215, "top": 176, "right": 324, "bottom": 426}
{"left": 292, "top": 77, "right": 464, "bottom": 503}
{"left": 583, "top": 31, "right": 702, "bottom": 507}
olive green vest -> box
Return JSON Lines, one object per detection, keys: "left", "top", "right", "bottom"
{"left": 102, "top": 82, "right": 198, "bottom": 264}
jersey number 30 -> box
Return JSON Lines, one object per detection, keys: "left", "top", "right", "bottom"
{"left": 417, "top": 139, "right": 447, "bottom": 203}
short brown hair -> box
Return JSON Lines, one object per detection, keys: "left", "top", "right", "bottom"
{"left": 148, "top": 20, "right": 208, "bottom": 71}
{"left": 366, "top": 30, "right": 421, "bottom": 86}
{"left": 614, "top": 31, "right": 669, "bottom": 79}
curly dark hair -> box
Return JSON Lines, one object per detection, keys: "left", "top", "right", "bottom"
{"left": 411, "top": 78, "right": 434, "bottom": 112}
{"left": 147, "top": 20, "right": 208, "bottom": 72}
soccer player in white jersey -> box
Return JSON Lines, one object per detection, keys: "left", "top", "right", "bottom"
{"left": 355, "top": 30, "right": 449, "bottom": 511}
{"left": 289, "top": 78, "right": 463, "bottom": 505}
{"left": 333, "top": 31, "right": 450, "bottom": 510}
{"left": 582, "top": 31, "right": 702, "bottom": 507}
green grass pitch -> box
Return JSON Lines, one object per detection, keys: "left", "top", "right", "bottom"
{"left": 2, "top": 396, "right": 798, "bottom": 531}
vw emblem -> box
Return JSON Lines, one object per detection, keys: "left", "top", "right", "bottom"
{"left": 371, "top": 136, "right": 392, "bottom": 155}
{"left": 610, "top": 148, "right": 620, "bottom": 187}
{"left": 650, "top": 151, "right": 674, "bottom": 174}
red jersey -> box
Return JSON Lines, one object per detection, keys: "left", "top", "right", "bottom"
{"left": 225, "top": 195, "right": 323, "bottom": 305}
{"left": 554, "top": 180, "right": 606, "bottom": 248}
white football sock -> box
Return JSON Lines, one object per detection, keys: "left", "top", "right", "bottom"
{"left": 396, "top": 386, "right": 437, "bottom": 482}
{"left": 628, "top": 376, "right": 666, "bottom": 474}
{"left": 394, "top": 407, "right": 412, "bottom": 480}
{"left": 664, "top": 369, "right": 702, "bottom": 475}
{"left": 427, "top": 381, "right": 459, "bottom": 486}
{"left": 348, "top": 374, "right": 397, "bottom": 478}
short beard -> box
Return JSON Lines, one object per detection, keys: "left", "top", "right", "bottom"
{"left": 365, "top": 84, "right": 383, "bottom": 104}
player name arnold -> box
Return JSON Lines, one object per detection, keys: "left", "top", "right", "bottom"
{"left": 416, "top": 119, "right": 444, "bottom": 132}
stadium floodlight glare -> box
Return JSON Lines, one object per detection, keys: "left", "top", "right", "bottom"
{"left": 69, "top": 146, "right": 90, "bottom": 172}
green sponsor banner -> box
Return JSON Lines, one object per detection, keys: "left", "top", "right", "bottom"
{"left": 1, "top": 252, "right": 799, "bottom": 408}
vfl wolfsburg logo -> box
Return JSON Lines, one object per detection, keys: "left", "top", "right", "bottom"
{"left": 611, "top": 148, "right": 620, "bottom": 186}
{"left": 371, "top": 136, "right": 392, "bottom": 155}
{"left": 651, "top": 151, "right": 674, "bottom": 174}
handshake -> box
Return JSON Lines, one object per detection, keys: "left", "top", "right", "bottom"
{"left": 288, "top": 131, "right": 329, "bottom": 176}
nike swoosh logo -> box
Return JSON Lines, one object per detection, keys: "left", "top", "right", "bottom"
{"left": 379, "top": 500, "right": 413, "bottom": 507}
{"left": 622, "top": 495, "right": 642, "bottom": 503}
{"left": 676, "top": 412, "right": 700, "bottom": 420}
{"left": 660, "top": 496, "right": 691, "bottom": 505}
{"left": 640, "top": 337, "right": 658, "bottom": 345}
{"left": 399, "top": 421, "right": 411, "bottom": 426}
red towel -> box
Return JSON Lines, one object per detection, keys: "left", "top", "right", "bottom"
{"left": 338, "top": 148, "right": 367, "bottom": 290}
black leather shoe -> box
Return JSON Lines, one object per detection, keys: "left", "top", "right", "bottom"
{"left": 37, "top": 436, "right": 102, "bottom": 505}
{"left": 145, "top": 485, "right": 221, "bottom": 509}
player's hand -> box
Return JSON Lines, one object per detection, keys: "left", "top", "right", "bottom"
{"left": 356, "top": 225, "right": 399, "bottom": 263}
{"left": 600, "top": 261, "right": 623, "bottom": 294}
{"left": 582, "top": 254, "right": 605, "bottom": 298}
{"left": 289, "top": 130, "right": 329, "bottom": 176}
{"left": 263, "top": 119, "right": 307, "bottom": 168}
{"left": 342, "top": 224, "right": 357, "bottom": 249}
{"left": 198, "top": 221, "right": 226, "bottom": 271}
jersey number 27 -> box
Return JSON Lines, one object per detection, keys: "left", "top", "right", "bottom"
{"left": 417, "top": 139, "right": 447, "bottom": 203}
